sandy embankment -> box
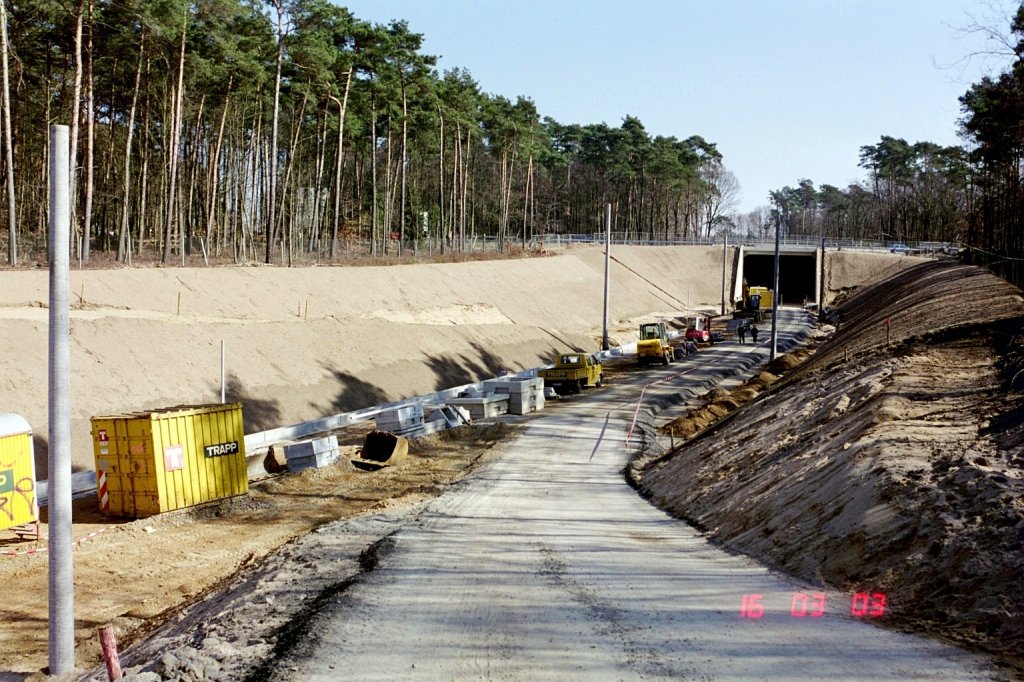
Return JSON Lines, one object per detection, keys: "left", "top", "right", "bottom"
{"left": 1, "top": 246, "right": 740, "bottom": 473}
{"left": 641, "top": 260, "right": 1024, "bottom": 671}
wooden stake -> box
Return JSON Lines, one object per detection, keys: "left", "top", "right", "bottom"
{"left": 98, "top": 625, "right": 122, "bottom": 680}
{"left": 79, "top": 283, "right": 85, "bottom": 306}
{"left": 304, "top": 299, "right": 309, "bottom": 320}
{"left": 176, "top": 291, "right": 181, "bottom": 316}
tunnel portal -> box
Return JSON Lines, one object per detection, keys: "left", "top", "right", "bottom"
{"left": 742, "top": 253, "right": 818, "bottom": 306}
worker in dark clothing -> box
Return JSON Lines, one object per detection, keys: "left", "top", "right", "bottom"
{"left": 750, "top": 324, "right": 760, "bottom": 344}
{"left": 738, "top": 324, "right": 747, "bottom": 344}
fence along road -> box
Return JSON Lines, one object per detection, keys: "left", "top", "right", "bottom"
{"left": 273, "top": 308, "right": 995, "bottom": 681}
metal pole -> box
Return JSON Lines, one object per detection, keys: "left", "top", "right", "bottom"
{"left": 770, "top": 214, "right": 781, "bottom": 361}
{"left": 220, "top": 340, "right": 226, "bottom": 404}
{"left": 48, "top": 124, "right": 75, "bottom": 675}
{"left": 721, "top": 233, "right": 728, "bottom": 316}
{"left": 819, "top": 235, "right": 826, "bottom": 321}
{"left": 602, "top": 203, "right": 611, "bottom": 351}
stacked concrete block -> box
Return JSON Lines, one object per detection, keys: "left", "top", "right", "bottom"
{"left": 485, "top": 376, "right": 545, "bottom": 415}
{"left": 500, "top": 377, "right": 545, "bottom": 415}
{"left": 447, "top": 394, "right": 510, "bottom": 419}
{"left": 375, "top": 404, "right": 425, "bottom": 436}
{"left": 284, "top": 435, "right": 340, "bottom": 473}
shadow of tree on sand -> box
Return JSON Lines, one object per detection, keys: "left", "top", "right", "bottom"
{"left": 322, "top": 366, "right": 390, "bottom": 413}
{"left": 224, "top": 374, "right": 282, "bottom": 432}
{"left": 424, "top": 342, "right": 541, "bottom": 392}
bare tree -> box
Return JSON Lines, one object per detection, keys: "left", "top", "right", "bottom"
{"left": 701, "top": 162, "right": 740, "bottom": 237}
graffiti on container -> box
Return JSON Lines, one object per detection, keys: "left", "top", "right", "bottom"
{"left": 0, "top": 468, "right": 36, "bottom": 522}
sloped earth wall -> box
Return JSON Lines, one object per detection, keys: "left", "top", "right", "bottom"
{"left": 638, "top": 261, "right": 1024, "bottom": 674}
{"left": 0, "top": 246, "right": 732, "bottom": 473}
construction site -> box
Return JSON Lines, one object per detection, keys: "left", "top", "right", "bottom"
{"left": 0, "top": 245, "right": 1021, "bottom": 680}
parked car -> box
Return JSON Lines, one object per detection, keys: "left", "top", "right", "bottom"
{"left": 890, "top": 243, "right": 911, "bottom": 254}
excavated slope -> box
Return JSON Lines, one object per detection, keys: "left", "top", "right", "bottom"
{"left": 640, "top": 261, "right": 1024, "bottom": 672}
{"left": 1, "top": 246, "right": 734, "bottom": 472}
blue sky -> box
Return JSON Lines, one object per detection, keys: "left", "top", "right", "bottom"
{"left": 340, "top": 0, "right": 1020, "bottom": 212}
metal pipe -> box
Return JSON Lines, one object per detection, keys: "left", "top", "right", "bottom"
{"left": 221, "top": 340, "right": 226, "bottom": 404}
{"left": 602, "top": 203, "right": 611, "bottom": 351}
{"left": 47, "top": 124, "right": 75, "bottom": 675}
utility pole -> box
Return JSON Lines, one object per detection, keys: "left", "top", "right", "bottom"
{"left": 819, "top": 235, "right": 826, "bottom": 321}
{"left": 721, "top": 233, "right": 728, "bottom": 316}
{"left": 770, "top": 213, "right": 781, "bottom": 361}
{"left": 48, "top": 124, "right": 75, "bottom": 675}
{"left": 602, "top": 203, "right": 611, "bottom": 351}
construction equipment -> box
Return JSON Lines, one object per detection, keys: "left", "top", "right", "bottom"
{"left": 352, "top": 431, "right": 409, "bottom": 470}
{"left": 637, "top": 322, "right": 674, "bottom": 366}
{"left": 734, "top": 282, "right": 774, "bottom": 322}
{"left": 684, "top": 315, "right": 713, "bottom": 344}
{"left": 539, "top": 353, "right": 603, "bottom": 395}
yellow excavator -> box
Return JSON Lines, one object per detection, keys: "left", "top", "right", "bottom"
{"left": 637, "top": 322, "right": 673, "bottom": 366}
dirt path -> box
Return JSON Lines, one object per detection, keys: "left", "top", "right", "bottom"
{"left": 260, "top": 310, "right": 995, "bottom": 682}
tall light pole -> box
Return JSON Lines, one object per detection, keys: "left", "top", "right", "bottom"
{"left": 721, "top": 233, "right": 728, "bottom": 316}
{"left": 819, "top": 235, "right": 826, "bottom": 321}
{"left": 770, "top": 212, "right": 781, "bottom": 361}
{"left": 48, "top": 124, "right": 75, "bottom": 675}
{"left": 602, "top": 203, "right": 611, "bottom": 350}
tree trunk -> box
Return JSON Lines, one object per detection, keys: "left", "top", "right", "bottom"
{"left": 161, "top": 9, "right": 187, "bottom": 264}
{"left": 437, "top": 108, "right": 443, "bottom": 254}
{"left": 184, "top": 95, "right": 205, "bottom": 261}
{"left": 265, "top": 0, "right": 285, "bottom": 264}
{"left": 69, "top": 0, "right": 84, "bottom": 258}
{"left": 277, "top": 93, "right": 307, "bottom": 266}
{"left": 82, "top": 0, "right": 94, "bottom": 262}
{"left": 0, "top": 0, "right": 15, "bottom": 265}
{"left": 399, "top": 86, "right": 407, "bottom": 255}
{"left": 205, "top": 78, "right": 231, "bottom": 256}
{"left": 117, "top": 33, "right": 144, "bottom": 262}
{"left": 370, "top": 99, "right": 378, "bottom": 256}
{"left": 328, "top": 70, "right": 351, "bottom": 257}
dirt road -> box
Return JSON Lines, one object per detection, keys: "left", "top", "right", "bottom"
{"left": 245, "top": 310, "right": 995, "bottom": 681}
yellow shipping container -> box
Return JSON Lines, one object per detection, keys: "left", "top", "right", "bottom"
{"left": 91, "top": 403, "right": 248, "bottom": 518}
{"left": 0, "top": 413, "right": 39, "bottom": 531}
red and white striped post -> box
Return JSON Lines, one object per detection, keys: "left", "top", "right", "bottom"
{"left": 98, "top": 625, "right": 122, "bottom": 680}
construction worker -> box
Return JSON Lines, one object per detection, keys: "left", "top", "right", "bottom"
{"left": 738, "top": 323, "right": 747, "bottom": 344}
{"left": 750, "top": 324, "right": 760, "bottom": 344}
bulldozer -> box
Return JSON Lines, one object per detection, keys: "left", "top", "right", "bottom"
{"left": 637, "top": 322, "right": 673, "bottom": 366}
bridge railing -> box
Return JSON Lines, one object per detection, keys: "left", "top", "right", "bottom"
{"left": 533, "top": 233, "right": 893, "bottom": 251}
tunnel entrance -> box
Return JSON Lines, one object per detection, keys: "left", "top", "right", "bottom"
{"left": 743, "top": 253, "right": 817, "bottom": 306}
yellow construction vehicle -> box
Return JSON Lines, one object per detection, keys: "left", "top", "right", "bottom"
{"left": 539, "top": 353, "right": 604, "bottom": 395}
{"left": 637, "top": 322, "right": 673, "bottom": 366}
{"left": 734, "top": 282, "right": 774, "bottom": 322}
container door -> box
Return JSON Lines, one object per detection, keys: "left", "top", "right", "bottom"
{"left": 0, "top": 431, "right": 37, "bottom": 530}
